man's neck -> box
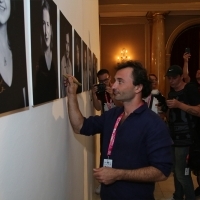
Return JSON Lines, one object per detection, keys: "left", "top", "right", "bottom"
{"left": 123, "top": 99, "right": 144, "bottom": 116}
{"left": 174, "top": 81, "right": 186, "bottom": 91}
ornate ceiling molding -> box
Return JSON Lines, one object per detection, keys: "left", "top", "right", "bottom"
{"left": 99, "top": 3, "right": 200, "bottom": 17}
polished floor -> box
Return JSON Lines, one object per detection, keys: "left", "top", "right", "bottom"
{"left": 93, "top": 173, "right": 200, "bottom": 200}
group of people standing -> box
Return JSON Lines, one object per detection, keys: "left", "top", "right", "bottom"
{"left": 65, "top": 51, "right": 200, "bottom": 199}
{"left": 145, "top": 52, "right": 200, "bottom": 200}
{"left": 146, "top": 53, "right": 200, "bottom": 199}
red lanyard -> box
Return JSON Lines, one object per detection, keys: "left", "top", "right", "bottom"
{"left": 105, "top": 92, "right": 112, "bottom": 110}
{"left": 107, "top": 112, "right": 124, "bottom": 157}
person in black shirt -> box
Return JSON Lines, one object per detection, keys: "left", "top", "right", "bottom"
{"left": 182, "top": 53, "right": 200, "bottom": 198}
{"left": 166, "top": 64, "right": 200, "bottom": 200}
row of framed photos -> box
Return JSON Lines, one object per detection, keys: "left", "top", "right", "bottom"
{"left": 0, "top": 0, "right": 98, "bottom": 115}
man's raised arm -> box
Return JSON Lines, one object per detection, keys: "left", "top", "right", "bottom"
{"left": 67, "top": 76, "right": 84, "bottom": 133}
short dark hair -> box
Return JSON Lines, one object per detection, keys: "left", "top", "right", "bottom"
{"left": 149, "top": 73, "right": 158, "bottom": 81}
{"left": 97, "top": 69, "right": 110, "bottom": 77}
{"left": 116, "top": 60, "right": 152, "bottom": 98}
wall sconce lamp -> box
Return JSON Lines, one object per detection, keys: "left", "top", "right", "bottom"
{"left": 117, "top": 48, "right": 130, "bottom": 63}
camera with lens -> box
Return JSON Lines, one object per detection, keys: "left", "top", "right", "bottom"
{"left": 95, "top": 83, "right": 106, "bottom": 94}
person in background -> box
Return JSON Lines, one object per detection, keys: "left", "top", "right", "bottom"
{"left": 165, "top": 64, "right": 200, "bottom": 200}
{"left": 34, "top": 0, "right": 58, "bottom": 105}
{"left": 66, "top": 60, "right": 173, "bottom": 200}
{"left": 144, "top": 74, "right": 167, "bottom": 116}
{"left": 196, "top": 70, "right": 200, "bottom": 92}
{"left": 182, "top": 52, "right": 200, "bottom": 198}
{"left": 183, "top": 51, "right": 200, "bottom": 91}
{"left": 183, "top": 52, "right": 191, "bottom": 83}
{"left": 92, "top": 69, "right": 121, "bottom": 112}
{"left": 60, "top": 32, "right": 72, "bottom": 97}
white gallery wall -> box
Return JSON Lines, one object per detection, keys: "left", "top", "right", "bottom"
{"left": 0, "top": 0, "right": 100, "bottom": 200}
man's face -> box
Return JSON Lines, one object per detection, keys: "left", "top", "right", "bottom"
{"left": 112, "top": 67, "right": 140, "bottom": 102}
{"left": 98, "top": 73, "right": 110, "bottom": 86}
{"left": 65, "top": 33, "right": 70, "bottom": 59}
{"left": 149, "top": 75, "right": 158, "bottom": 90}
{"left": 167, "top": 75, "right": 182, "bottom": 89}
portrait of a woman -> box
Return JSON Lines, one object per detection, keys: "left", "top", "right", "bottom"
{"left": 74, "top": 30, "right": 82, "bottom": 94}
{"left": 31, "top": 0, "right": 58, "bottom": 105}
{"left": 0, "top": 0, "right": 29, "bottom": 115}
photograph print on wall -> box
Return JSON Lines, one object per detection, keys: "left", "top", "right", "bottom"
{"left": 88, "top": 48, "right": 93, "bottom": 90}
{"left": 0, "top": 0, "right": 29, "bottom": 115}
{"left": 74, "top": 30, "right": 82, "bottom": 94}
{"left": 93, "top": 53, "right": 97, "bottom": 86}
{"left": 82, "top": 41, "right": 88, "bottom": 91}
{"left": 30, "top": 0, "right": 58, "bottom": 105}
{"left": 60, "top": 11, "right": 72, "bottom": 98}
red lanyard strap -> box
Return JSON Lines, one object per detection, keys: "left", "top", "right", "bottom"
{"left": 107, "top": 112, "right": 124, "bottom": 157}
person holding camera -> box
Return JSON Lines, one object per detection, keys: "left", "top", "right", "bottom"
{"left": 66, "top": 60, "right": 172, "bottom": 200}
{"left": 165, "top": 64, "right": 200, "bottom": 200}
{"left": 183, "top": 52, "right": 191, "bottom": 83}
{"left": 91, "top": 69, "right": 121, "bottom": 113}
{"left": 182, "top": 51, "right": 200, "bottom": 199}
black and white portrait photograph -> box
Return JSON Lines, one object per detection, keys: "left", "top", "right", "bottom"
{"left": 93, "top": 53, "right": 97, "bottom": 86}
{"left": 74, "top": 30, "right": 82, "bottom": 94}
{"left": 88, "top": 48, "right": 93, "bottom": 89}
{"left": 82, "top": 41, "right": 88, "bottom": 91}
{"left": 0, "top": 0, "right": 29, "bottom": 115}
{"left": 30, "top": 0, "right": 58, "bottom": 105}
{"left": 60, "top": 11, "right": 72, "bottom": 98}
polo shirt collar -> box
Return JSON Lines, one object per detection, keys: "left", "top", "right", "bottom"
{"left": 118, "top": 101, "right": 148, "bottom": 115}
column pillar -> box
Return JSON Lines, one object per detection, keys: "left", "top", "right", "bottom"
{"left": 150, "top": 12, "right": 168, "bottom": 94}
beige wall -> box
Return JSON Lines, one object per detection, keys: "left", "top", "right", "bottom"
{"left": 100, "top": 17, "right": 150, "bottom": 81}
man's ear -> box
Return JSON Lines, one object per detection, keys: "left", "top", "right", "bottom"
{"left": 135, "top": 84, "right": 143, "bottom": 94}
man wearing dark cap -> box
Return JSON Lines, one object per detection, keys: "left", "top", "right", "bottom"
{"left": 165, "top": 65, "right": 183, "bottom": 77}
{"left": 165, "top": 65, "right": 200, "bottom": 200}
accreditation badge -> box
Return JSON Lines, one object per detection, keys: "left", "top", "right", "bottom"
{"left": 103, "top": 159, "right": 113, "bottom": 168}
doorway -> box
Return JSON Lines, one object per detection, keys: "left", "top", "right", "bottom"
{"left": 170, "top": 25, "right": 200, "bottom": 82}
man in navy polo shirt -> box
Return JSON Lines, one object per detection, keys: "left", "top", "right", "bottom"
{"left": 67, "top": 60, "right": 173, "bottom": 200}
